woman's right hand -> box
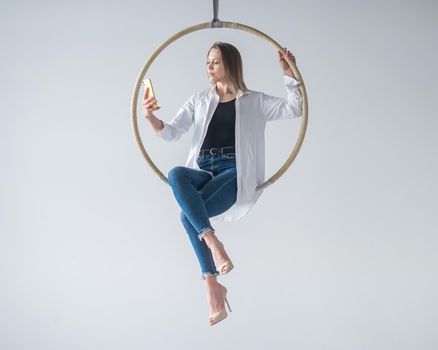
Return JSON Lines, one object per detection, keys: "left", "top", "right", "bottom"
{"left": 142, "top": 88, "right": 160, "bottom": 119}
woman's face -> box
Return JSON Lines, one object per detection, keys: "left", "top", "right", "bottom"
{"left": 206, "top": 48, "right": 226, "bottom": 84}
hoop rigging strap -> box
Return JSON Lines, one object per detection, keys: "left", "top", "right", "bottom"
{"left": 211, "top": 0, "right": 222, "bottom": 28}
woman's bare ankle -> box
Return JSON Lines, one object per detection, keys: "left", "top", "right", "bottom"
{"left": 202, "top": 232, "right": 231, "bottom": 272}
{"left": 202, "top": 231, "right": 219, "bottom": 248}
{"left": 204, "top": 275, "right": 220, "bottom": 288}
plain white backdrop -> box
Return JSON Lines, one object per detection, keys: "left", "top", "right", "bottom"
{"left": 1, "top": 0, "right": 437, "bottom": 349}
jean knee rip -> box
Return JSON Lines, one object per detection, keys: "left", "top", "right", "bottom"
{"left": 198, "top": 226, "right": 215, "bottom": 241}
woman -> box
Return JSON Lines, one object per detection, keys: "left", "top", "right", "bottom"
{"left": 143, "top": 42, "right": 302, "bottom": 326}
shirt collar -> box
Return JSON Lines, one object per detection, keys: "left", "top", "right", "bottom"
{"left": 208, "top": 85, "right": 251, "bottom": 99}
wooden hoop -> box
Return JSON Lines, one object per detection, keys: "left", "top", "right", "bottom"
{"left": 130, "top": 21, "right": 308, "bottom": 191}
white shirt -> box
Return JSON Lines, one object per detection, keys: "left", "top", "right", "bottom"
{"left": 156, "top": 75, "right": 302, "bottom": 222}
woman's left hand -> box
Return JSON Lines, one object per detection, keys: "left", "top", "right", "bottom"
{"left": 278, "top": 48, "right": 296, "bottom": 78}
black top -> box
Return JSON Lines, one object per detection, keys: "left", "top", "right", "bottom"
{"left": 200, "top": 99, "right": 236, "bottom": 150}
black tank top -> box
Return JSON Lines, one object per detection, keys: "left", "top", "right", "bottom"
{"left": 200, "top": 99, "right": 236, "bottom": 150}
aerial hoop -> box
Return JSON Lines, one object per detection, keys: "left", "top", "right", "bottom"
{"left": 130, "top": 4, "right": 308, "bottom": 192}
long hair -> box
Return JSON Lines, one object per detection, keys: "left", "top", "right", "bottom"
{"left": 208, "top": 42, "right": 248, "bottom": 94}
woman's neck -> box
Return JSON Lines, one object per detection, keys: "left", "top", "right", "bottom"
{"left": 215, "top": 82, "right": 236, "bottom": 101}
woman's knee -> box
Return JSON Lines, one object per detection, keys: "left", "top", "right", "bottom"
{"left": 168, "top": 166, "right": 186, "bottom": 185}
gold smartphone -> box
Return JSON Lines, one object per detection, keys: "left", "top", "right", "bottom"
{"left": 142, "top": 78, "right": 160, "bottom": 110}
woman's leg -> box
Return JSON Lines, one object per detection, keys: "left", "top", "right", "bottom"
{"left": 179, "top": 213, "right": 218, "bottom": 278}
{"left": 168, "top": 160, "right": 237, "bottom": 325}
{"left": 168, "top": 165, "right": 237, "bottom": 279}
{"left": 168, "top": 166, "right": 216, "bottom": 237}
{"left": 196, "top": 168, "right": 237, "bottom": 275}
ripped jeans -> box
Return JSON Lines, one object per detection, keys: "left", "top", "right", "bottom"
{"left": 167, "top": 152, "right": 237, "bottom": 280}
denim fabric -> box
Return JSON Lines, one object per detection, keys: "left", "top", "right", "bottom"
{"left": 167, "top": 153, "right": 237, "bottom": 279}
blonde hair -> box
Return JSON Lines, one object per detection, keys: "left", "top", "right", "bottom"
{"left": 208, "top": 42, "right": 248, "bottom": 94}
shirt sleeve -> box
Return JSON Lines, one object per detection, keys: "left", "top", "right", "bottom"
{"left": 260, "top": 75, "right": 302, "bottom": 122}
{"left": 155, "top": 94, "right": 195, "bottom": 141}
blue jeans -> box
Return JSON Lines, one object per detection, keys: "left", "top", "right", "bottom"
{"left": 167, "top": 153, "right": 237, "bottom": 279}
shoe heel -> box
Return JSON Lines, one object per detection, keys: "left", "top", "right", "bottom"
{"left": 221, "top": 285, "right": 232, "bottom": 313}
{"left": 224, "top": 296, "right": 232, "bottom": 313}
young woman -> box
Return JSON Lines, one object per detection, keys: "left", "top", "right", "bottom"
{"left": 143, "top": 42, "right": 302, "bottom": 326}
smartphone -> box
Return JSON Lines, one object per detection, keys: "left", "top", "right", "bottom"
{"left": 142, "top": 78, "right": 160, "bottom": 110}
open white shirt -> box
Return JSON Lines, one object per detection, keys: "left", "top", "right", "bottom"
{"left": 156, "top": 75, "right": 302, "bottom": 222}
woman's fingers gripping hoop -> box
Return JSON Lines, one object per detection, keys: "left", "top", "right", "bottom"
{"left": 278, "top": 47, "right": 296, "bottom": 64}
{"left": 278, "top": 47, "right": 297, "bottom": 77}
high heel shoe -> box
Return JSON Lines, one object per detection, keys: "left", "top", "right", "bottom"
{"left": 218, "top": 260, "right": 234, "bottom": 275}
{"left": 214, "top": 241, "right": 234, "bottom": 275}
{"left": 208, "top": 285, "right": 232, "bottom": 326}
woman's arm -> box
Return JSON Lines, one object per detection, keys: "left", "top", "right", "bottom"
{"left": 143, "top": 93, "right": 195, "bottom": 141}
{"left": 260, "top": 49, "right": 302, "bottom": 121}
{"left": 145, "top": 114, "right": 165, "bottom": 134}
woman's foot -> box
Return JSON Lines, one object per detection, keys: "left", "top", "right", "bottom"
{"left": 202, "top": 231, "right": 234, "bottom": 274}
{"left": 204, "top": 277, "right": 231, "bottom": 326}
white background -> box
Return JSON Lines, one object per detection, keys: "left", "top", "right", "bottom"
{"left": 1, "top": 0, "right": 437, "bottom": 349}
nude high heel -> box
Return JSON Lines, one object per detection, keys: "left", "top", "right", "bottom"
{"left": 215, "top": 241, "right": 234, "bottom": 275}
{"left": 208, "top": 285, "right": 232, "bottom": 326}
{"left": 218, "top": 260, "right": 234, "bottom": 275}
{"left": 203, "top": 232, "right": 235, "bottom": 275}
